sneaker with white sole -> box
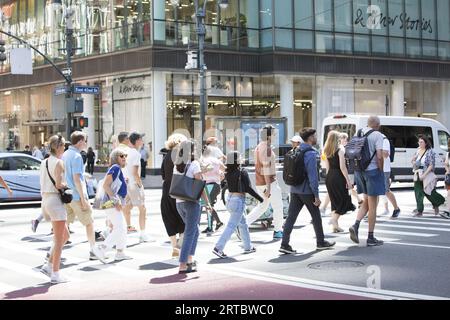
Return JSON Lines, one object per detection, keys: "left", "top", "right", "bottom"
{"left": 50, "top": 272, "right": 69, "bottom": 284}
{"left": 279, "top": 245, "right": 297, "bottom": 254}
{"left": 40, "top": 263, "right": 52, "bottom": 277}
{"left": 439, "top": 211, "right": 450, "bottom": 219}
{"left": 139, "top": 234, "right": 155, "bottom": 243}
{"left": 212, "top": 247, "right": 227, "bottom": 259}
{"left": 114, "top": 252, "right": 133, "bottom": 261}
{"left": 91, "top": 245, "right": 107, "bottom": 264}
{"left": 243, "top": 247, "right": 256, "bottom": 254}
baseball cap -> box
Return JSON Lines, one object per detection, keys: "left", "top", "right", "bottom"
{"left": 129, "top": 132, "right": 145, "bottom": 145}
{"left": 290, "top": 135, "right": 303, "bottom": 143}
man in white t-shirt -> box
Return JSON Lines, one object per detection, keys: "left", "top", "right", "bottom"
{"left": 123, "top": 132, "right": 151, "bottom": 242}
{"left": 381, "top": 136, "right": 401, "bottom": 219}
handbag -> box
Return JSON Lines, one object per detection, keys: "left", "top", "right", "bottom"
{"left": 46, "top": 159, "right": 73, "bottom": 204}
{"left": 93, "top": 165, "right": 124, "bottom": 209}
{"left": 169, "top": 164, "right": 206, "bottom": 202}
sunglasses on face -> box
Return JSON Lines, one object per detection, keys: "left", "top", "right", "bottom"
{"left": 119, "top": 154, "right": 127, "bottom": 159}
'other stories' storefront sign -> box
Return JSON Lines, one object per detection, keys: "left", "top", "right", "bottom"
{"left": 354, "top": 5, "right": 433, "bottom": 33}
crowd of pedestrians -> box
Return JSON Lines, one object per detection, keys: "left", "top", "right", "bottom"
{"left": 31, "top": 114, "right": 450, "bottom": 283}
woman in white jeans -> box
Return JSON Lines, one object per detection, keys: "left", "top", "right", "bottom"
{"left": 95, "top": 149, "right": 131, "bottom": 262}
{"left": 40, "top": 135, "right": 70, "bottom": 284}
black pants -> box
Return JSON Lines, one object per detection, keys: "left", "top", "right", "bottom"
{"left": 87, "top": 162, "right": 94, "bottom": 175}
{"left": 282, "top": 193, "right": 325, "bottom": 247}
{"left": 140, "top": 160, "right": 147, "bottom": 178}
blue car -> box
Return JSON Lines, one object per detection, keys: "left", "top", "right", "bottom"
{"left": 0, "top": 153, "right": 96, "bottom": 202}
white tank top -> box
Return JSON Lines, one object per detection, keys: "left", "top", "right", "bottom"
{"left": 40, "top": 155, "right": 63, "bottom": 194}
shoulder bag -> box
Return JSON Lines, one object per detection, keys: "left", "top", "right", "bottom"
{"left": 46, "top": 159, "right": 73, "bottom": 204}
{"left": 169, "top": 164, "right": 206, "bottom": 202}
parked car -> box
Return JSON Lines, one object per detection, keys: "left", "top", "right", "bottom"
{"left": 322, "top": 115, "right": 450, "bottom": 182}
{"left": 0, "top": 153, "right": 96, "bottom": 202}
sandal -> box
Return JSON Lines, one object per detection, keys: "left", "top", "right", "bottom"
{"left": 178, "top": 265, "right": 197, "bottom": 274}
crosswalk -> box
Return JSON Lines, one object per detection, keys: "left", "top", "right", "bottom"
{"left": 1, "top": 191, "right": 450, "bottom": 299}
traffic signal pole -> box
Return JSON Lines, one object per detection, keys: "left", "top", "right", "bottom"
{"left": 64, "top": 9, "right": 75, "bottom": 139}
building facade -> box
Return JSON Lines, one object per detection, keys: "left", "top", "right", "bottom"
{"left": 1, "top": 0, "right": 450, "bottom": 169}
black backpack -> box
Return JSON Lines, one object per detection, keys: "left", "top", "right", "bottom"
{"left": 283, "top": 146, "right": 314, "bottom": 186}
{"left": 345, "top": 129, "right": 376, "bottom": 173}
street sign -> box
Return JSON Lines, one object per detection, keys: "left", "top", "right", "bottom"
{"left": 73, "top": 85, "right": 100, "bottom": 95}
{"left": 54, "top": 86, "right": 68, "bottom": 96}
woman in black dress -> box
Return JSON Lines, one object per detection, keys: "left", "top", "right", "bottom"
{"left": 323, "top": 131, "right": 356, "bottom": 232}
{"left": 86, "top": 147, "right": 95, "bottom": 175}
{"left": 160, "top": 134, "right": 187, "bottom": 257}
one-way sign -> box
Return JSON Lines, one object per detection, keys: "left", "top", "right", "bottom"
{"left": 73, "top": 86, "right": 100, "bottom": 95}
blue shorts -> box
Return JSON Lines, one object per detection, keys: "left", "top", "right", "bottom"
{"left": 355, "top": 169, "right": 386, "bottom": 196}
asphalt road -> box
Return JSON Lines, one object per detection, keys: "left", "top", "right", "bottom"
{"left": 0, "top": 184, "right": 449, "bottom": 300}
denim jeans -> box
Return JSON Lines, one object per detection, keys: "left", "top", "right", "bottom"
{"left": 176, "top": 201, "right": 201, "bottom": 263}
{"left": 215, "top": 194, "right": 252, "bottom": 252}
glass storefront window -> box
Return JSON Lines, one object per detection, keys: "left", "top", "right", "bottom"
{"left": 405, "top": 0, "right": 420, "bottom": 39}
{"left": 219, "top": 0, "right": 238, "bottom": 48}
{"left": 423, "top": 40, "right": 437, "bottom": 58}
{"left": 371, "top": 0, "right": 387, "bottom": 36}
{"left": 295, "top": 30, "right": 313, "bottom": 51}
{"left": 422, "top": 0, "right": 436, "bottom": 40}
{"left": 437, "top": 0, "right": 450, "bottom": 41}
{"left": 407, "top": 39, "right": 421, "bottom": 58}
{"left": 390, "top": 37, "right": 405, "bottom": 56}
{"left": 354, "top": 78, "right": 389, "bottom": 115}
{"left": 334, "top": 0, "right": 352, "bottom": 33}
{"left": 293, "top": 77, "right": 313, "bottom": 133}
{"left": 239, "top": 0, "right": 259, "bottom": 49}
{"left": 354, "top": 34, "right": 370, "bottom": 55}
{"left": 353, "top": 0, "right": 369, "bottom": 34}
{"left": 315, "top": 0, "right": 332, "bottom": 31}
{"left": 389, "top": 0, "right": 404, "bottom": 37}
{"left": 335, "top": 33, "right": 352, "bottom": 54}
{"left": 295, "top": 0, "right": 313, "bottom": 30}
{"left": 275, "top": 29, "right": 293, "bottom": 49}
{"left": 372, "top": 36, "right": 388, "bottom": 55}
{"left": 404, "top": 81, "right": 424, "bottom": 117}
{"left": 260, "top": 0, "right": 272, "bottom": 49}
{"left": 316, "top": 32, "right": 333, "bottom": 53}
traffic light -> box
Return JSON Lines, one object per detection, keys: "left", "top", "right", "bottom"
{"left": 72, "top": 116, "right": 88, "bottom": 129}
{"left": 0, "top": 39, "right": 7, "bottom": 62}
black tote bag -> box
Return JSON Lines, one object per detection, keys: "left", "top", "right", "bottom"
{"left": 169, "top": 164, "right": 206, "bottom": 202}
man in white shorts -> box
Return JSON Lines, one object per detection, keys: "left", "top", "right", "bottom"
{"left": 123, "top": 132, "right": 151, "bottom": 242}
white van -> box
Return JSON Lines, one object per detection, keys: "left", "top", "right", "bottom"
{"left": 321, "top": 115, "right": 450, "bottom": 182}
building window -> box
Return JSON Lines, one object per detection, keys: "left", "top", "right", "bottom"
{"left": 335, "top": 33, "right": 352, "bottom": 54}
{"left": 406, "top": 39, "right": 422, "bottom": 58}
{"left": 353, "top": 0, "right": 370, "bottom": 34}
{"left": 372, "top": 36, "right": 388, "bottom": 55}
{"left": 389, "top": 0, "right": 404, "bottom": 37}
{"left": 334, "top": 0, "right": 352, "bottom": 33}
{"left": 354, "top": 34, "right": 370, "bottom": 55}
{"left": 316, "top": 32, "right": 333, "bottom": 53}
{"left": 315, "top": 0, "right": 333, "bottom": 31}
{"left": 437, "top": 0, "right": 450, "bottom": 41}
{"left": 295, "top": 0, "right": 313, "bottom": 30}
{"left": 295, "top": 30, "right": 314, "bottom": 51}
{"left": 390, "top": 37, "right": 405, "bottom": 57}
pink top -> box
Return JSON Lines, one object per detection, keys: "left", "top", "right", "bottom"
{"left": 201, "top": 157, "right": 223, "bottom": 184}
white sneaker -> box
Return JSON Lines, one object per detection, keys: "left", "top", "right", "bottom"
{"left": 92, "top": 245, "right": 107, "bottom": 264}
{"left": 115, "top": 252, "right": 133, "bottom": 261}
{"left": 50, "top": 272, "right": 69, "bottom": 284}
{"left": 40, "top": 263, "right": 52, "bottom": 277}
{"left": 139, "top": 233, "right": 155, "bottom": 243}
